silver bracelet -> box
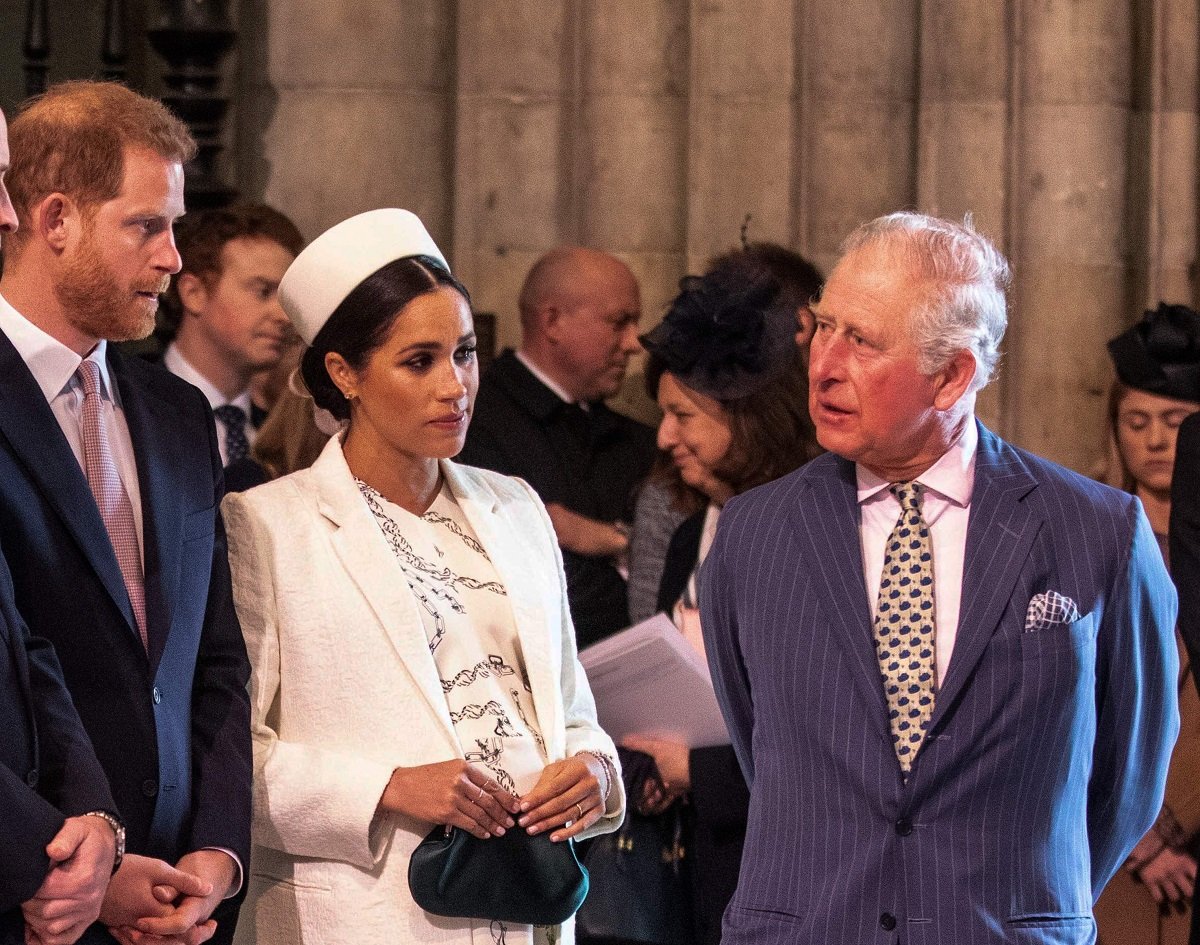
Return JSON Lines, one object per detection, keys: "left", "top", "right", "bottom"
{"left": 578, "top": 750, "right": 616, "bottom": 807}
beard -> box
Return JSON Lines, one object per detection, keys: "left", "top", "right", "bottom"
{"left": 55, "top": 234, "right": 167, "bottom": 343}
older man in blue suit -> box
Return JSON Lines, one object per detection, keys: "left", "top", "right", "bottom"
{"left": 701, "top": 212, "right": 1179, "bottom": 945}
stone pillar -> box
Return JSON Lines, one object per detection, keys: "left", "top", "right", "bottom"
{"left": 801, "top": 0, "right": 919, "bottom": 276}
{"left": 452, "top": 0, "right": 575, "bottom": 351}
{"left": 244, "top": 1, "right": 457, "bottom": 246}
{"left": 579, "top": 0, "right": 688, "bottom": 324}
{"left": 913, "top": 0, "right": 1013, "bottom": 431}
{"left": 685, "top": 0, "right": 797, "bottom": 274}
{"left": 1007, "top": 0, "right": 1134, "bottom": 472}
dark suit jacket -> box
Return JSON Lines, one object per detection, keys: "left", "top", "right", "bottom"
{"left": 0, "top": 333, "right": 252, "bottom": 941}
{"left": 701, "top": 422, "right": 1179, "bottom": 945}
{"left": 1174, "top": 412, "right": 1200, "bottom": 695}
{"left": 0, "top": 546, "right": 115, "bottom": 940}
{"left": 458, "top": 350, "right": 656, "bottom": 646}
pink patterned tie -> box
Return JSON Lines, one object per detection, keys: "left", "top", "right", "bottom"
{"left": 76, "top": 360, "right": 148, "bottom": 649}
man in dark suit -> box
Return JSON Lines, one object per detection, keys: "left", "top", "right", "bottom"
{"left": 158, "top": 203, "right": 305, "bottom": 492}
{"left": 701, "top": 212, "right": 1179, "bottom": 944}
{"left": 1173, "top": 413, "right": 1200, "bottom": 945}
{"left": 1, "top": 102, "right": 120, "bottom": 945}
{"left": 0, "top": 81, "right": 251, "bottom": 945}
{"left": 458, "top": 247, "right": 656, "bottom": 645}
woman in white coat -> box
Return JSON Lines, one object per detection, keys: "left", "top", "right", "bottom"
{"left": 223, "top": 210, "right": 623, "bottom": 945}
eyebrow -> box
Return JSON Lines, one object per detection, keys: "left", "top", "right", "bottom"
{"left": 397, "top": 332, "right": 477, "bottom": 355}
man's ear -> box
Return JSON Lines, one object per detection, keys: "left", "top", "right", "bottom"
{"left": 36, "top": 193, "right": 74, "bottom": 252}
{"left": 540, "top": 305, "right": 568, "bottom": 345}
{"left": 176, "top": 273, "right": 209, "bottom": 317}
{"left": 933, "top": 348, "right": 977, "bottom": 410}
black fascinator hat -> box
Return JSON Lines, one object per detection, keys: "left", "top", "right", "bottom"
{"left": 1107, "top": 302, "right": 1200, "bottom": 403}
{"left": 640, "top": 257, "right": 799, "bottom": 401}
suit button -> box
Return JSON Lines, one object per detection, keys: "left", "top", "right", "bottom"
{"left": 141, "top": 779, "right": 159, "bottom": 798}
{"left": 880, "top": 913, "right": 897, "bottom": 931}
{"left": 152, "top": 686, "right": 162, "bottom": 705}
{"left": 895, "top": 818, "right": 913, "bottom": 836}
{"left": 25, "top": 770, "right": 38, "bottom": 788}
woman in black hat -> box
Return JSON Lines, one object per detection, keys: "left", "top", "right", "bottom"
{"left": 1095, "top": 303, "right": 1200, "bottom": 945}
{"left": 584, "top": 248, "right": 821, "bottom": 945}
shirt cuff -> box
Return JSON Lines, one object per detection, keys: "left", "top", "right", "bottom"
{"left": 201, "top": 847, "right": 244, "bottom": 899}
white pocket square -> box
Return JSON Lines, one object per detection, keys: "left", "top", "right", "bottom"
{"left": 1025, "top": 591, "right": 1082, "bottom": 632}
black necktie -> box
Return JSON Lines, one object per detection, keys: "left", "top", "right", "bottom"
{"left": 214, "top": 404, "right": 250, "bottom": 465}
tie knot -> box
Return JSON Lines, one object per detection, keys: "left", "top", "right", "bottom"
{"left": 76, "top": 358, "right": 103, "bottom": 398}
{"left": 889, "top": 480, "right": 923, "bottom": 511}
{"left": 214, "top": 404, "right": 247, "bottom": 431}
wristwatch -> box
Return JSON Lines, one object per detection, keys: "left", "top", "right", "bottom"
{"left": 83, "top": 810, "right": 126, "bottom": 874}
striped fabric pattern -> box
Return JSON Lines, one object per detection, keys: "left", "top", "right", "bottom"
{"left": 699, "top": 422, "right": 1179, "bottom": 945}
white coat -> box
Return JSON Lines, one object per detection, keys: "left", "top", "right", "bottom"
{"left": 223, "top": 436, "right": 623, "bottom": 945}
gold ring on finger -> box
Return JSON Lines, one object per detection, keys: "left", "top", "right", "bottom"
{"left": 475, "top": 785, "right": 486, "bottom": 802}
{"left": 575, "top": 802, "right": 584, "bottom": 821}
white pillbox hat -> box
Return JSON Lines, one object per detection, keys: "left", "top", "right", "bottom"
{"left": 279, "top": 208, "right": 450, "bottom": 344}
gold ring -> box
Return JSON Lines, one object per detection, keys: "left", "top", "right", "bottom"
{"left": 575, "top": 802, "right": 584, "bottom": 820}
{"left": 475, "top": 785, "right": 486, "bottom": 802}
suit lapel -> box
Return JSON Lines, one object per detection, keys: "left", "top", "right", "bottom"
{"left": 314, "top": 441, "right": 460, "bottom": 752}
{"left": 0, "top": 331, "right": 141, "bottom": 641}
{"left": 791, "top": 458, "right": 890, "bottom": 733}
{"left": 926, "top": 423, "right": 1041, "bottom": 733}
{"left": 445, "top": 464, "right": 564, "bottom": 759}
{"left": 111, "top": 349, "right": 181, "bottom": 672}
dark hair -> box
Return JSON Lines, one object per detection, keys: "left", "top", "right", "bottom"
{"left": 646, "top": 347, "right": 820, "bottom": 512}
{"left": 160, "top": 203, "right": 305, "bottom": 336}
{"left": 710, "top": 241, "right": 823, "bottom": 312}
{"left": 301, "top": 255, "right": 470, "bottom": 420}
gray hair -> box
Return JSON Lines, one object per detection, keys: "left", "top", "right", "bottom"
{"left": 841, "top": 212, "right": 1011, "bottom": 393}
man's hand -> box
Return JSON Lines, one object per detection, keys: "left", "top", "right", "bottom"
{"left": 544, "top": 504, "right": 629, "bottom": 559}
{"left": 99, "top": 855, "right": 211, "bottom": 931}
{"left": 129, "top": 850, "right": 235, "bottom": 944}
{"left": 21, "top": 815, "right": 116, "bottom": 945}
{"left": 622, "top": 735, "right": 691, "bottom": 796}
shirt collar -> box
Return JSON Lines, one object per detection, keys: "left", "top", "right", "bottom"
{"left": 856, "top": 418, "right": 978, "bottom": 507}
{"left": 514, "top": 349, "right": 577, "bottom": 405}
{"left": 163, "top": 343, "right": 251, "bottom": 413}
{"left": 0, "top": 291, "right": 113, "bottom": 403}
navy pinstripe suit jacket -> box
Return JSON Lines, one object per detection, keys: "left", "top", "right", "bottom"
{"left": 699, "top": 422, "right": 1179, "bottom": 945}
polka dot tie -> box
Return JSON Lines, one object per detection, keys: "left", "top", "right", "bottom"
{"left": 214, "top": 404, "right": 250, "bottom": 465}
{"left": 77, "top": 360, "right": 147, "bottom": 650}
{"left": 874, "top": 481, "right": 936, "bottom": 773}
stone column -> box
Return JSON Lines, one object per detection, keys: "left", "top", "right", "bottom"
{"left": 1007, "top": 0, "right": 1134, "bottom": 472}
{"left": 243, "top": 1, "right": 457, "bottom": 246}
{"left": 685, "top": 0, "right": 797, "bottom": 274}
{"left": 452, "top": 0, "right": 575, "bottom": 351}
{"left": 801, "top": 0, "right": 919, "bottom": 275}
{"left": 913, "top": 0, "right": 1013, "bottom": 431}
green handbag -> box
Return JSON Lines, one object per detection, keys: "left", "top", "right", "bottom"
{"left": 408, "top": 825, "right": 590, "bottom": 926}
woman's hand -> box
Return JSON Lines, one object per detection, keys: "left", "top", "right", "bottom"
{"left": 518, "top": 756, "right": 606, "bottom": 842}
{"left": 622, "top": 736, "right": 691, "bottom": 797}
{"left": 380, "top": 761, "right": 520, "bottom": 839}
{"left": 1136, "top": 845, "right": 1197, "bottom": 908}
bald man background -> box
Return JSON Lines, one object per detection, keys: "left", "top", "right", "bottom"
{"left": 458, "top": 246, "right": 656, "bottom": 645}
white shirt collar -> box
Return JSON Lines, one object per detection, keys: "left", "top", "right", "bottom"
{"left": 0, "top": 291, "right": 113, "bottom": 403}
{"left": 514, "top": 349, "right": 577, "bottom": 405}
{"left": 163, "top": 343, "right": 251, "bottom": 413}
{"left": 856, "top": 417, "right": 978, "bottom": 508}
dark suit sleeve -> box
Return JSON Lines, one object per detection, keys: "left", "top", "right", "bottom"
{"left": 186, "top": 424, "right": 253, "bottom": 870}
{"left": 699, "top": 507, "right": 756, "bottom": 786}
{"left": 1171, "top": 413, "right": 1200, "bottom": 695}
{"left": 1087, "top": 500, "right": 1180, "bottom": 898}
{"left": 0, "top": 568, "right": 114, "bottom": 908}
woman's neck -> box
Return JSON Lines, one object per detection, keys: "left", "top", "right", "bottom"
{"left": 342, "top": 429, "right": 441, "bottom": 515}
{"left": 1136, "top": 484, "right": 1171, "bottom": 536}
